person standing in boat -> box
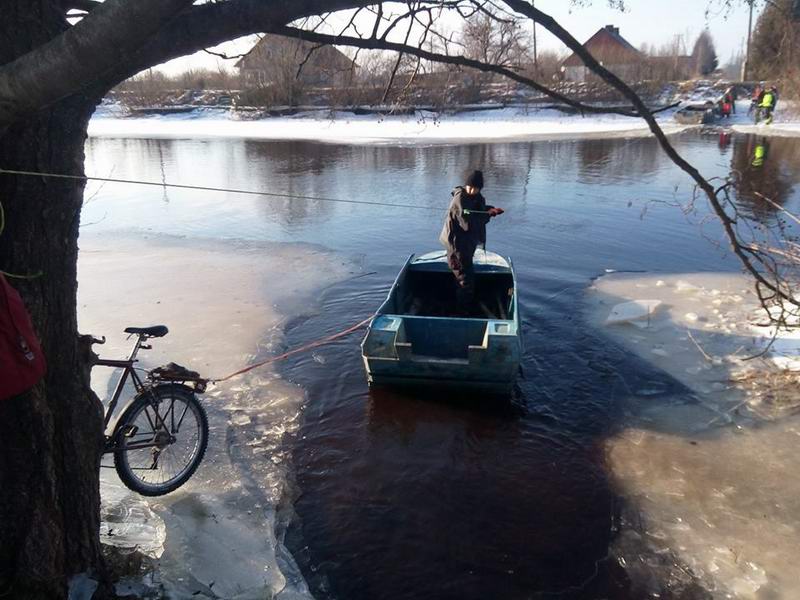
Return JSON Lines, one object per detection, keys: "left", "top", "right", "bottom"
{"left": 439, "top": 170, "right": 504, "bottom": 314}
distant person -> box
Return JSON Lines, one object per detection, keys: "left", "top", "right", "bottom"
{"left": 721, "top": 86, "right": 736, "bottom": 117}
{"left": 749, "top": 84, "right": 763, "bottom": 116}
{"left": 440, "top": 170, "right": 504, "bottom": 314}
{"left": 757, "top": 86, "right": 777, "bottom": 125}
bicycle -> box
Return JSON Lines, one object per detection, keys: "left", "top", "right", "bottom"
{"left": 93, "top": 325, "right": 209, "bottom": 496}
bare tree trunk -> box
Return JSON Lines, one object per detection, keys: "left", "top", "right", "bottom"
{"left": 0, "top": 3, "right": 106, "bottom": 598}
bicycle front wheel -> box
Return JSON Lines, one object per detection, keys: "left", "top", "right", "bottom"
{"left": 113, "top": 384, "right": 208, "bottom": 496}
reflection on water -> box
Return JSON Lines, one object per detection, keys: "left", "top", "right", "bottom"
{"left": 84, "top": 131, "right": 800, "bottom": 598}
{"left": 84, "top": 132, "right": 799, "bottom": 278}
{"left": 730, "top": 135, "right": 800, "bottom": 217}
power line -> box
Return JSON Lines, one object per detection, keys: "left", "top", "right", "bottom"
{"left": 0, "top": 168, "right": 445, "bottom": 213}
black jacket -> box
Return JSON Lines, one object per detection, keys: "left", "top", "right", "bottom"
{"left": 439, "top": 186, "right": 493, "bottom": 256}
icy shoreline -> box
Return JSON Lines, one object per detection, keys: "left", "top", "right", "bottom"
{"left": 79, "top": 232, "right": 356, "bottom": 599}
{"left": 88, "top": 106, "right": 691, "bottom": 144}
{"left": 586, "top": 272, "right": 800, "bottom": 598}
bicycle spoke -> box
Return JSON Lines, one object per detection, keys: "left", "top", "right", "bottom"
{"left": 175, "top": 401, "right": 190, "bottom": 432}
{"left": 115, "top": 394, "right": 200, "bottom": 492}
{"left": 142, "top": 404, "right": 158, "bottom": 432}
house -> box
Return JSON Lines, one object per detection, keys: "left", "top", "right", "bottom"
{"left": 561, "top": 25, "right": 643, "bottom": 82}
{"left": 647, "top": 55, "right": 696, "bottom": 81}
{"left": 236, "top": 34, "right": 355, "bottom": 88}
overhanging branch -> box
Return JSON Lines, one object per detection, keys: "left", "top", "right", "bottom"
{"left": 501, "top": 0, "right": 798, "bottom": 312}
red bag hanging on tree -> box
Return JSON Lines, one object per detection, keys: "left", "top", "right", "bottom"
{"left": 0, "top": 274, "right": 46, "bottom": 400}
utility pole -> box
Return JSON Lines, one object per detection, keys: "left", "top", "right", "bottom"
{"left": 740, "top": 0, "right": 754, "bottom": 81}
{"left": 531, "top": 0, "right": 539, "bottom": 76}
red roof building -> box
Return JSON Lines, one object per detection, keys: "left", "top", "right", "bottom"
{"left": 561, "top": 25, "right": 643, "bottom": 82}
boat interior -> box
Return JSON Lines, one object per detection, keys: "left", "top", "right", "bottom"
{"left": 382, "top": 264, "right": 515, "bottom": 320}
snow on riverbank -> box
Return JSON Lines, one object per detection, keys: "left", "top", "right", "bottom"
{"left": 589, "top": 272, "right": 800, "bottom": 419}
{"left": 586, "top": 272, "right": 800, "bottom": 598}
{"left": 724, "top": 100, "right": 800, "bottom": 138}
{"left": 79, "top": 233, "right": 355, "bottom": 599}
{"left": 88, "top": 106, "right": 690, "bottom": 144}
{"left": 733, "top": 122, "right": 800, "bottom": 138}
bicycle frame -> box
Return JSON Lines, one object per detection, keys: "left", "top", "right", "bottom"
{"left": 96, "top": 334, "right": 151, "bottom": 430}
{"left": 95, "top": 334, "right": 178, "bottom": 459}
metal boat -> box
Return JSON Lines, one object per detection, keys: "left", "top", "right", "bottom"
{"left": 361, "top": 250, "right": 521, "bottom": 394}
{"left": 674, "top": 103, "right": 719, "bottom": 125}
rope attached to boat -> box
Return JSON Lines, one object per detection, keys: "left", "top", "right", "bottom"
{"left": 209, "top": 314, "right": 374, "bottom": 384}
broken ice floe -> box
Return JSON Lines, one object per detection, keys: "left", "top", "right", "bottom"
{"left": 100, "top": 483, "right": 166, "bottom": 559}
{"left": 589, "top": 272, "right": 800, "bottom": 598}
{"left": 605, "top": 299, "right": 662, "bottom": 327}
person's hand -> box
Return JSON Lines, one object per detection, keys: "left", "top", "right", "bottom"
{"left": 488, "top": 207, "right": 505, "bottom": 217}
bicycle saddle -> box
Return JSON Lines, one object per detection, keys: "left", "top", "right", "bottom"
{"left": 124, "top": 325, "right": 169, "bottom": 338}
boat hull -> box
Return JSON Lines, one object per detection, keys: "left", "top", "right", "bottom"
{"left": 364, "top": 359, "right": 518, "bottom": 394}
{"left": 361, "top": 251, "right": 521, "bottom": 395}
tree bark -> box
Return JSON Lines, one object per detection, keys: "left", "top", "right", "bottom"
{"left": 0, "top": 3, "right": 105, "bottom": 598}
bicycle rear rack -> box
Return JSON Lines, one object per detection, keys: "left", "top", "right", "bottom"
{"left": 149, "top": 362, "right": 208, "bottom": 393}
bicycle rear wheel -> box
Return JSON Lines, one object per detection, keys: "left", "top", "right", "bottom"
{"left": 113, "top": 384, "right": 208, "bottom": 496}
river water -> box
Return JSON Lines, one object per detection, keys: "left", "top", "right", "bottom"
{"left": 82, "top": 129, "right": 800, "bottom": 599}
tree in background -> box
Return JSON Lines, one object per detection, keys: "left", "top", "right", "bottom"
{"left": 458, "top": 11, "right": 528, "bottom": 100}
{"left": 692, "top": 30, "right": 719, "bottom": 76}
{"left": 460, "top": 11, "right": 527, "bottom": 66}
{"left": 750, "top": 0, "right": 799, "bottom": 95}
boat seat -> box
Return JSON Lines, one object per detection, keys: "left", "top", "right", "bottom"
{"left": 124, "top": 325, "right": 169, "bottom": 338}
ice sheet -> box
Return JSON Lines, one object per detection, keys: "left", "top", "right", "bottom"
{"left": 79, "top": 232, "right": 353, "bottom": 598}
{"left": 87, "top": 106, "right": 690, "bottom": 145}
{"left": 605, "top": 299, "right": 662, "bottom": 325}
{"left": 586, "top": 272, "right": 800, "bottom": 598}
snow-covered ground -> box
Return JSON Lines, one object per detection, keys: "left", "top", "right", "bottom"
{"left": 720, "top": 100, "right": 800, "bottom": 138}
{"left": 79, "top": 233, "right": 356, "bottom": 599}
{"left": 586, "top": 272, "right": 800, "bottom": 598}
{"left": 88, "top": 105, "right": 690, "bottom": 144}
{"left": 89, "top": 100, "right": 800, "bottom": 145}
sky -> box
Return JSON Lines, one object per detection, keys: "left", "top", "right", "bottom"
{"left": 157, "top": 0, "right": 757, "bottom": 76}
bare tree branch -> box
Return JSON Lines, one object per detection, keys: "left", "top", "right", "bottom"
{"left": 2, "top": 0, "right": 796, "bottom": 326}
{"left": 501, "top": 0, "right": 800, "bottom": 321}
{"left": 202, "top": 47, "right": 253, "bottom": 61}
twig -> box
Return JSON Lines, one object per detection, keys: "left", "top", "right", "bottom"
{"left": 754, "top": 191, "right": 800, "bottom": 228}
{"left": 686, "top": 328, "right": 713, "bottom": 362}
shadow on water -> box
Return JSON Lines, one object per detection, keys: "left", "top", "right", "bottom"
{"left": 279, "top": 270, "right": 699, "bottom": 600}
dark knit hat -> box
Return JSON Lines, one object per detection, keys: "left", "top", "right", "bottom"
{"left": 465, "top": 170, "right": 484, "bottom": 189}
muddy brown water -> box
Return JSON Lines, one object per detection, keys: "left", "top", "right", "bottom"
{"left": 83, "top": 129, "right": 800, "bottom": 599}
